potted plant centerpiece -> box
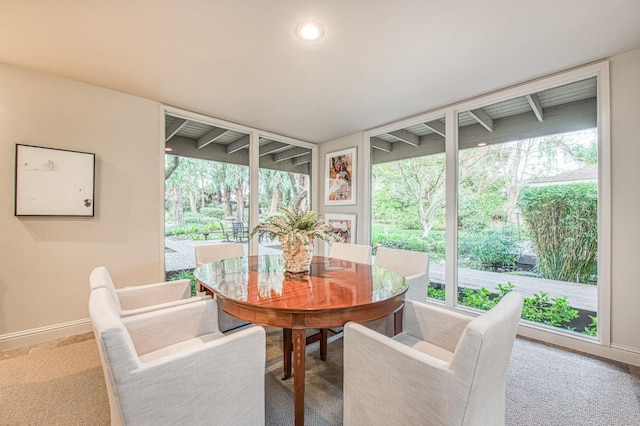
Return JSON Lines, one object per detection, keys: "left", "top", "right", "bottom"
{"left": 249, "top": 206, "right": 332, "bottom": 274}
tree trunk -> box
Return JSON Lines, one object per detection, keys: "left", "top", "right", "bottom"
{"left": 270, "top": 188, "right": 281, "bottom": 213}
{"left": 224, "top": 188, "right": 233, "bottom": 218}
{"left": 172, "top": 187, "right": 184, "bottom": 225}
{"left": 165, "top": 156, "right": 180, "bottom": 180}
{"left": 236, "top": 179, "right": 245, "bottom": 221}
{"left": 189, "top": 192, "right": 197, "bottom": 213}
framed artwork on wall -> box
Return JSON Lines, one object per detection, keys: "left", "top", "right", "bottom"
{"left": 324, "top": 147, "right": 356, "bottom": 205}
{"left": 324, "top": 213, "right": 357, "bottom": 255}
{"left": 15, "top": 144, "right": 95, "bottom": 216}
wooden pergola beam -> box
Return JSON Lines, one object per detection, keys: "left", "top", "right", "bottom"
{"left": 371, "top": 137, "right": 393, "bottom": 152}
{"left": 197, "top": 127, "right": 229, "bottom": 149}
{"left": 424, "top": 120, "right": 446, "bottom": 137}
{"left": 165, "top": 118, "right": 187, "bottom": 142}
{"left": 226, "top": 135, "right": 249, "bottom": 154}
{"left": 526, "top": 94, "right": 544, "bottom": 122}
{"left": 468, "top": 108, "right": 494, "bottom": 132}
{"left": 388, "top": 129, "right": 420, "bottom": 146}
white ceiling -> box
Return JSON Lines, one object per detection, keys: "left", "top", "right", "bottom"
{"left": 0, "top": 0, "right": 638, "bottom": 144}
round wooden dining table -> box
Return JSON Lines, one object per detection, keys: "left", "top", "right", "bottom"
{"left": 194, "top": 254, "right": 408, "bottom": 426}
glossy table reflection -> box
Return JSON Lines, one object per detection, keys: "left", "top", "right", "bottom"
{"left": 194, "top": 254, "right": 407, "bottom": 426}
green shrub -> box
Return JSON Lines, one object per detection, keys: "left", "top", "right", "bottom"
{"left": 582, "top": 315, "right": 598, "bottom": 337}
{"left": 372, "top": 234, "right": 429, "bottom": 254}
{"left": 457, "top": 283, "right": 579, "bottom": 331}
{"left": 168, "top": 269, "right": 196, "bottom": 296}
{"left": 519, "top": 183, "right": 597, "bottom": 283}
{"left": 200, "top": 206, "right": 225, "bottom": 219}
{"left": 167, "top": 223, "right": 201, "bottom": 237}
{"left": 521, "top": 292, "right": 579, "bottom": 327}
{"left": 427, "top": 285, "right": 445, "bottom": 300}
{"left": 183, "top": 212, "right": 209, "bottom": 225}
{"left": 459, "top": 228, "right": 519, "bottom": 270}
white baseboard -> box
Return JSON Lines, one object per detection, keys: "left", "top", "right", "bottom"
{"left": 0, "top": 318, "right": 92, "bottom": 352}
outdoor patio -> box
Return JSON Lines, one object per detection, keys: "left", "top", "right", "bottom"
{"left": 429, "top": 264, "right": 597, "bottom": 312}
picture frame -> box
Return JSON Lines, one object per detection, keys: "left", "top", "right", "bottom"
{"left": 324, "top": 213, "right": 357, "bottom": 256}
{"left": 324, "top": 147, "right": 356, "bottom": 205}
{"left": 15, "top": 144, "right": 95, "bottom": 216}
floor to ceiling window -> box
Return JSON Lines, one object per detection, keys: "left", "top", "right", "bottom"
{"left": 257, "top": 137, "right": 311, "bottom": 255}
{"left": 456, "top": 77, "right": 599, "bottom": 337}
{"left": 162, "top": 111, "right": 314, "bottom": 277}
{"left": 367, "top": 63, "right": 609, "bottom": 345}
{"left": 370, "top": 117, "right": 447, "bottom": 299}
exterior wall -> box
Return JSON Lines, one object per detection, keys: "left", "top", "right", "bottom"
{"left": 0, "top": 63, "right": 162, "bottom": 349}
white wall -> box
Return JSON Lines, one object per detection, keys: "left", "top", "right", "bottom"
{"left": 0, "top": 63, "right": 163, "bottom": 349}
{"left": 609, "top": 49, "right": 640, "bottom": 354}
{"left": 318, "top": 133, "right": 366, "bottom": 244}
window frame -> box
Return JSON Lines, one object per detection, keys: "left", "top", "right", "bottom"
{"left": 364, "top": 61, "right": 611, "bottom": 349}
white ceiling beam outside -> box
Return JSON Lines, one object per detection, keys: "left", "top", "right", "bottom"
{"left": 424, "top": 120, "right": 446, "bottom": 137}
{"left": 388, "top": 129, "right": 420, "bottom": 146}
{"left": 259, "top": 141, "right": 288, "bottom": 156}
{"left": 197, "top": 127, "right": 229, "bottom": 149}
{"left": 165, "top": 118, "right": 188, "bottom": 142}
{"left": 526, "top": 94, "right": 544, "bottom": 122}
{"left": 226, "top": 135, "right": 250, "bottom": 154}
{"left": 468, "top": 109, "right": 494, "bottom": 132}
{"left": 292, "top": 154, "right": 311, "bottom": 166}
{"left": 272, "top": 147, "right": 310, "bottom": 162}
{"left": 371, "top": 137, "right": 393, "bottom": 152}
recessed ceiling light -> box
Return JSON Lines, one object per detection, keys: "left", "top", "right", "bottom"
{"left": 477, "top": 142, "right": 488, "bottom": 147}
{"left": 165, "top": 147, "right": 173, "bottom": 152}
{"left": 295, "top": 22, "right": 324, "bottom": 42}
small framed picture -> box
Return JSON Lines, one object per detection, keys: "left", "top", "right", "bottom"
{"left": 15, "top": 144, "right": 95, "bottom": 216}
{"left": 324, "top": 147, "right": 356, "bottom": 205}
{"left": 324, "top": 213, "right": 357, "bottom": 255}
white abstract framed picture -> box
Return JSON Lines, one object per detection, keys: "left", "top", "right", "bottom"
{"left": 324, "top": 147, "right": 356, "bottom": 205}
{"left": 324, "top": 213, "right": 356, "bottom": 255}
{"left": 15, "top": 144, "right": 95, "bottom": 216}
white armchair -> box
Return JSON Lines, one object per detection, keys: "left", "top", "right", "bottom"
{"left": 89, "top": 287, "right": 266, "bottom": 426}
{"left": 89, "top": 266, "right": 209, "bottom": 317}
{"left": 344, "top": 292, "right": 524, "bottom": 426}
{"left": 194, "top": 243, "right": 248, "bottom": 332}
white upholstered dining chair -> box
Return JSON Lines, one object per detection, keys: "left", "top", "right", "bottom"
{"left": 329, "top": 241, "right": 371, "bottom": 264}
{"left": 194, "top": 242, "right": 244, "bottom": 267}
{"left": 89, "top": 287, "right": 265, "bottom": 426}
{"left": 344, "top": 291, "right": 524, "bottom": 426}
{"left": 366, "top": 247, "right": 430, "bottom": 336}
{"left": 194, "top": 243, "right": 248, "bottom": 332}
{"left": 89, "top": 266, "right": 208, "bottom": 317}
{"left": 374, "top": 247, "right": 430, "bottom": 303}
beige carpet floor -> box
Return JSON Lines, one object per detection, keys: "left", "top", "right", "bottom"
{"left": 1, "top": 328, "right": 639, "bottom": 425}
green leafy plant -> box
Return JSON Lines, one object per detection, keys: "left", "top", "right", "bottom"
{"left": 459, "top": 228, "right": 519, "bottom": 271}
{"left": 427, "top": 285, "right": 445, "bottom": 300}
{"left": 457, "top": 283, "right": 580, "bottom": 331}
{"left": 519, "top": 183, "right": 598, "bottom": 283}
{"left": 249, "top": 206, "right": 332, "bottom": 246}
{"left": 459, "top": 287, "right": 497, "bottom": 310}
{"left": 520, "top": 292, "right": 579, "bottom": 327}
{"left": 169, "top": 269, "right": 196, "bottom": 296}
{"left": 582, "top": 315, "right": 598, "bottom": 337}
